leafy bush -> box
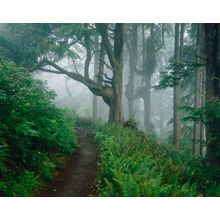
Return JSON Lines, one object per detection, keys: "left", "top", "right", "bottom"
{"left": 0, "top": 171, "right": 42, "bottom": 197}
{"left": 0, "top": 60, "right": 77, "bottom": 196}
{"left": 95, "top": 125, "right": 219, "bottom": 196}
{"left": 123, "top": 119, "right": 139, "bottom": 130}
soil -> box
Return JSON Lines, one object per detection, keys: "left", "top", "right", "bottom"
{"left": 36, "top": 128, "right": 99, "bottom": 197}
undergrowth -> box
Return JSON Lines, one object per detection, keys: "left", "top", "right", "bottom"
{"left": 95, "top": 124, "right": 220, "bottom": 196}
{"left": 0, "top": 60, "right": 77, "bottom": 196}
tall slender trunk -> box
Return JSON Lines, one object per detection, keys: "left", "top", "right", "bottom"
{"left": 142, "top": 24, "right": 152, "bottom": 132}
{"left": 193, "top": 24, "right": 203, "bottom": 156}
{"left": 93, "top": 35, "right": 99, "bottom": 120}
{"left": 127, "top": 24, "right": 138, "bottom": 120}
{"left": 174, "top": 23, "right": 181, "bottom": 150}
{"left": 201, "top": 65, "right": 206, "bottom": 155}
{"left": 144, "top": 78, "right": 151, "bottom": 131}
{"left": 159, "top": 91, "right": 165, "bottom": 137}
{"left": 205, "top": 24, "right": 220, "bottom": 165}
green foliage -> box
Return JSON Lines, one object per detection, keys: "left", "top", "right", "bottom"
{"left": 95, "top": 125, "right": 219, "bottom": 196}
{"left": 155, "top": 58, "right": 203, "bottom": 89}
{"left": 123, "top": 119, "right": 139, "bottom": 130}
{"left": 0, "top": 59, "right": 77, "bottom": 196}
{"left": 0, "top": 171, "right": 42, "bottom": 197}
{"left": 0, "top": 24, "right": 97, "bottom": 68}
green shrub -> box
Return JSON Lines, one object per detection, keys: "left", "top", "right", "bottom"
{"left": 95, "top": 125, "right": 219, "bottom": 196}
{"left": 0, "top": 171, "right": 42, "bottom": 197}
{"left": 0, "top": 59, "right": 77, "bottom": 196}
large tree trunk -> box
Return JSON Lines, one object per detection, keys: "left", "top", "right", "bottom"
{"left": 126, "top": 24, "right": 138, "bottom": 120}
{"left": 174, "top": 23, "right": 181, "bottom": 150}
{"left": 204, "top": 24, "right": 220, "bottom": 165}
{"left": 193, "top": 24, "right": 203, "bottom": 156}
{"left": 111, "top": 65, "right": 123, "bottom": 123}
{"left": 142, "top": 24, "right": 157, "bottom": 132}
{"left": 112, "top": 24, "right": 124, "bottom": 124}
{"left": 96, "top": 23, "right": 125, "bottom": 124}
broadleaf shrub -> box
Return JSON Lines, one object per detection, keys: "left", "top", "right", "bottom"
{"left": 0, "top": 59, "right": 77, "bottom": 196}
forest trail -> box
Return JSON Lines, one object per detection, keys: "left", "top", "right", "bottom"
{"left": 37, "top": 128, "right": 99, "bottom": 197}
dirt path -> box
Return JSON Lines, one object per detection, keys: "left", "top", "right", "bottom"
{"left": 37, "top": 128, "right": 99, "bottom": 197}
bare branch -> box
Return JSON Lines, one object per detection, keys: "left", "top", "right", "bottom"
{"left": 104, "top": 72, "right": 113, "bottom": 81}
{"left": 29, "top": 58, "right": 47, "bottom": 72}
{"left": 103, "top": 60, "right": 115, "bottom": 71}
{"left": 72, "top": 59, "right": 81, "bottom": 75}
{"left": 38, "top": 59, "right": 113, "bottom": 99}
{"left": 39, "top": 68, "right": 63, "bottom": 74}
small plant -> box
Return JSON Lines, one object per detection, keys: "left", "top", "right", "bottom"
{"left": 123, "top": 119, "right": 139, "bottom": 130}
{"left": 95, "top": 124, "right": 219, "bottom": 196}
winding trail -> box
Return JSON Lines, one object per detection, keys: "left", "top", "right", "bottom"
{"left": 37, "top": 128, "right": 99, "bottom": 197}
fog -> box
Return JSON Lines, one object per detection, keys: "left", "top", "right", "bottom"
{"left": 31, "top": 24, "right": 175, "bottom": 138}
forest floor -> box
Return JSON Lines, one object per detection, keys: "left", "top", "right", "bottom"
{"left": 36, "top": 128, "right": 99, "bottom": 197}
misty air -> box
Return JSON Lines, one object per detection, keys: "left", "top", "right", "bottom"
{"left": 0, "top": 23, "right": 219, "bottom": 197}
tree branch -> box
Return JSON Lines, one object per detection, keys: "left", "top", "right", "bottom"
{"left": 104, "top": 72, "right": 113, "bottom": 81}
{"left": 36, "top": 59, "right": 113, "bottom": 99}
{"left": 103, "top": 60, "right": 115, "bottom": 71}
{"left": 29, "top": 58, "right": 48, "bottom": 72}
{"left": 84, "top": 24, "right": 92, "bottom": 78}
{"left": 96, "top": 24, "right": 117, "bottom": 69}
{"left": 39, "top": 68, "right": 63, "bottom": 74}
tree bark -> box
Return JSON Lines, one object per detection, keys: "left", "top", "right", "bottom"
{"left": 174, "top": 23, "right": 181, "bottom": 150}
{"left": 193, "top": 24, "right": 203, "bottom": 156}
{"left": 204, "top": 24, "right": 220, "bottom": 165}
{"left": 92, "top": 35, "right": 99, "bottom": 120}
{"left": 143, "top": 79, "right": 151, "bottom": 131}
{"left": 142, "top": 24, "right": 151, "bottom": 132}
{"left": 126, "top": 24, "right": 138, "bottom": 120}
{"left": 112, "top": 24, "right": 124, "bottom": 124}
{"left": 96, "top": 23, "right": 125, "bottom": 124}
{"left": 159, "top": 90, "right": 165, "bottom": 137}
{"left": 200, "top": 64, "right": 206, "bottom": 155}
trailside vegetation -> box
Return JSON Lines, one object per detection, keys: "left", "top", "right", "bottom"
{"left": 0, "top": 60, "right": 77, "bottom": 196}
{"left": 95, "top": 125, "right": 220, "bottom": 196}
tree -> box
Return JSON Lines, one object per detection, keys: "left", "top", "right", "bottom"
{"left": 193, "top": 24, "right": 205, "bottom": 156}
{"left": 204, "top": 24, "right": 220, "bottom": 165}
{"left": 173, "top": 23, "right": 184, "bottom": 150}
{"left": 96, "top": 24, "right": 125, "bottom": 123}
{"left": 0, "top": 23, "right": 125, "bottom": 124}
{"left": 92, "top": 35, "right": 99, "bottom": 120}
{"left": 125, "top": 24, "right": 138, "bottom": 120}
{"left": 131, "top": 24, "right": 165, "bottom": 132}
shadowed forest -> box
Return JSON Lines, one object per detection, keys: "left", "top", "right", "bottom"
{"left": 0, "top": 23, "right": 220, "bottom": 196}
